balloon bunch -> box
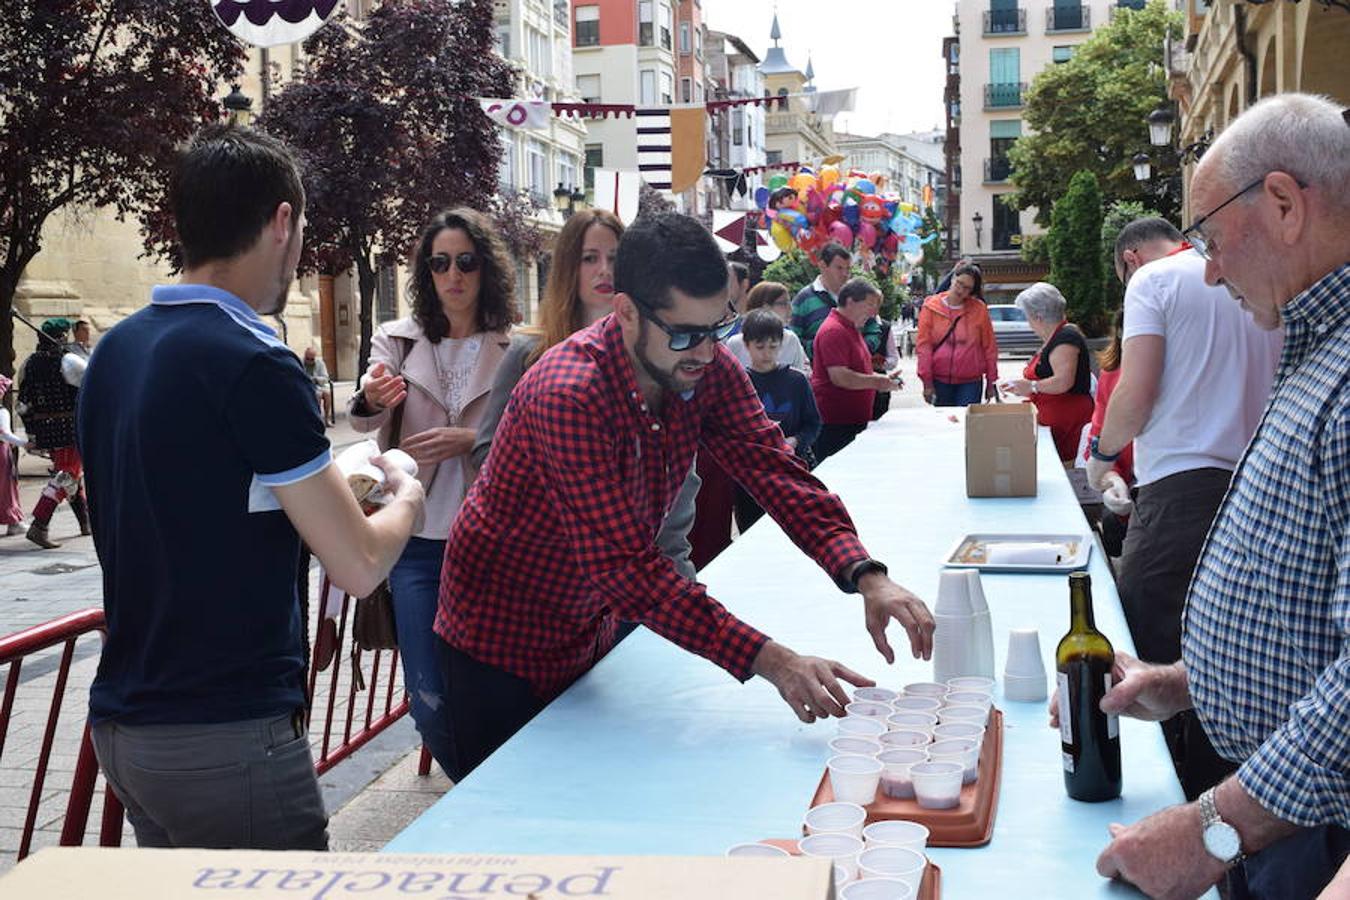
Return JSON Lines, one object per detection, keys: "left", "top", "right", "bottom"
{"left": 755, "top": 166, "right": 930, "bottom": 276}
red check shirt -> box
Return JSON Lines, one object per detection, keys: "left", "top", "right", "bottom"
{"left": 435, "top": 315, "right": 871, "bottom": 700}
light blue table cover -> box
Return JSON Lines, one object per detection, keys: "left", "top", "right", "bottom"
{"left": 387, "top": 407, "right": 1201, "bottom": 898}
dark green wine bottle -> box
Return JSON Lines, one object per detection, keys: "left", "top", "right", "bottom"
{"left": 1055, "top": 572, "right": 1122, "bottom": 802}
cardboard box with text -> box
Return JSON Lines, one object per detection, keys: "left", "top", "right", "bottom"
{"left": 0, "top": 848, "right": 835, "bottom": 899}
{"left": 965, "top": 403, "right": 1038, "bottom": 497}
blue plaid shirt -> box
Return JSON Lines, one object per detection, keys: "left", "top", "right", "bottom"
{"left": 1184, "top": 263, "right": 1350, "bottom": 828}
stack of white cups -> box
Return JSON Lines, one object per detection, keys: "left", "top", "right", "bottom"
{"left": 932, "top": 570, "right": 995, "bottom": 683}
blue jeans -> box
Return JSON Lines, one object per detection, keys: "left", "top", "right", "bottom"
{"left": 387, "top": 537, "right": 454, "bottom": 778}
{"left": 933, "top": 379, "right": 984, "bottom": 407}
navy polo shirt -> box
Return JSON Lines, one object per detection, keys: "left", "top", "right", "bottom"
{"left": 77, "top": 285, "right": 330, "bottom": 725}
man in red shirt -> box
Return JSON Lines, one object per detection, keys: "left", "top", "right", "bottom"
{"left": 434, "top": 214, "right": 934, "bottom": 780}
{"left": 810, "top": 278, "right": 901, "bottom": 462}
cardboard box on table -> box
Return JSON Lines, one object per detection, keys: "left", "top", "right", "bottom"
{"left": 0, "top": 848, "right": 835, "bottom": 899}
{"left": 965, "top": 403, "right": 1038, "bottom": 498}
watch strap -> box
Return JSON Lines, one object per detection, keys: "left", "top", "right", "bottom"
{"left": 847, "top": 559, "right": 888, "bottom": 593}
{"left": 1198, "top": 787, "right": 1246, "bottom": 867}
{"left": 1090, "top": 435, "right": 1122, "bottom": 462}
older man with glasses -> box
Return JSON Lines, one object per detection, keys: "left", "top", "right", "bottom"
{"left": 429, "top": 212, "right": 934, "bottom": 780}
{"left": 1084, "top": 93, "right": 1350, "bottom": 900}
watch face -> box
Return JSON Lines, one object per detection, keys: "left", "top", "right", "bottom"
{"left": 1203, "top": 822, "right": 1241, "bottom": 861}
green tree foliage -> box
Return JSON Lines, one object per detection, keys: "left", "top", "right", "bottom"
{"left": 761, "top": 248, "right": 816, "bottom": 298}
{"left": 1047, "top": 171, "right": 1106, "bottom": 335}
{"left": 1006, "top": 1, "right": 1182, "bottom": 228}
{"left": 1100, "top": 199, "right": 1164, "bottom": 311}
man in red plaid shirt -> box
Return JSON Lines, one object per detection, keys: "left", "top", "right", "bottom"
{"left": 432, "top": 213, "right": 934, "bottom": 780}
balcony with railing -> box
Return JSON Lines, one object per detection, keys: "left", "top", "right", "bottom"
{"left": 984, "top": 82, "right": 1026, "bottom": 109}
{"left": 984, "top": 157, "right": 1012, "bottom": 183}
{"left": 983, "top": 8, "right": 1026, "bottom": 35}
{"left": 1046, "top": 5, "right": 1089, "bottom": 32}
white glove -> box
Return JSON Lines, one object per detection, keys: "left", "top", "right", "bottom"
{"left": 1101, "top": 471, "right": 1134, "bottom": 517}
{"left": 0, "top": 408, "right": 27, "bottom": 448}
{"left": 1085, "top": 454, "right": 1115, "bottom": 492}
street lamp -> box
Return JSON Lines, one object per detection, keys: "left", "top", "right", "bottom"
{"left": 553, "top": 182, "right": 588, "bottom": 219}
{"left": 972, "top": 211, "right": 983, "bottom": 251}
{"left": 222, "top": 84, "right": 253, "bottom": 126}
{"left": 1147, "top": 106, "right": 1174, "bottom": 147}
{"left": 1132, "top": 153, "right": 1152, "bottom": 183}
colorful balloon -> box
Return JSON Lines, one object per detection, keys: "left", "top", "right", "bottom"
{"left": 777, "top": 208, "right": 808, "bottom": 235}
{"left": 770, "top": 220, "right": 795, "bottom": 252}
{"left": 859, "top": 195, "right": 887, "bottom": 225}
{"left": 827, "top": 220, "right": 854, "bottom": 246}
{"left": 858, "top": 222, "right": 878, "bottom": 251}
{"left": 851, "top": 178, "right": 877, "bottom": 196}
{"left": 768, "top": 174, "right": 789, "bottom": 191}
{"left": 818, "top": 165, "right": 840, "bottom": 190}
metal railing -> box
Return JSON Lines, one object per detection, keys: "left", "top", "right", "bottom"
{"left": 984, "top": 82, "right": 1026, "bottom": 109}
{"left": 982, "top": 8, "right": 1026, "bottom": 35}
{"left": 1047, "top": 5, "right": 1090, "bottom": 32}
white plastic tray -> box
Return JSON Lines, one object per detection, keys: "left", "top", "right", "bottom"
{"left": 942, "top": 532, "right": 1093, "bottom": 573}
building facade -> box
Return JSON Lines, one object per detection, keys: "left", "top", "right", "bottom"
{"left": 759, "top": 15, "right": 835, "bottom": 169}
{"left": 834, "top": 133, "right": 946, "bottom": 215}
{"left": 1167, "top": 0, "right": 1350, "bottom": 221}
{"left": 706, "top": 30, "right": 767, "bottom": 211}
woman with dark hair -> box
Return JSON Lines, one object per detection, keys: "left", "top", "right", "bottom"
{"left": 348, "top": 207, "right": 516, "bottom": 777}
{"left": 916, "top": 263, "right": 999, "bottom": 407}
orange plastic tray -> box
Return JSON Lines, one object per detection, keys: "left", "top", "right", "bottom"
{"left": 762, "top": 839, "right": 941, "bottom": 899}
{"left": 809, "top": 708, "right": 1004, "bottom": 847}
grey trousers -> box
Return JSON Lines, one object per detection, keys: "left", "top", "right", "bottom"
{"left": 92, "top": 711, "right": 328, "bottom": 850}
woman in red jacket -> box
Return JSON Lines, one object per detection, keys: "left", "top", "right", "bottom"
{"left": 916, "top": 264, "right": 1000, "bottom": 407}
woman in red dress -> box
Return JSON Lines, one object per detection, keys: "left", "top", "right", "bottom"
{"left": 1003, "top": 282, "right": 1094, "bottom": 463}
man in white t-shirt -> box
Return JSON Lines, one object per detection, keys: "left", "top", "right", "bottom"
{"left": 1086, "top": 216, "right": 1282, "bottom": 801}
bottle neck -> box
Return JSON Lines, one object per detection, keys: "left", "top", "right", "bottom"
{"left": 1069, "top": 580, "right": 1096, "bottom": 633}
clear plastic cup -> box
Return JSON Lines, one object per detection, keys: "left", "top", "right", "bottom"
{"left": 891, "top": 695, "right": 942, "bottom": 713}
{"left": 725, "top": 842, "right": 791, "bottom": 857}
{"left": 932, "top": 721, "right": 985, "bottom": 750}
{"left": 834, "top": 863, "right": 850, "bottom": 889}
{"left": 799, "top": 832, "right": 865, "bottom": 882}
{"left": 886, "top": 711, "right": 938, "bottom": 734}
{"left": 839, "top": 716, "right": 888, "bottom": 739}
{"left": 857, "top": 846, "right": 928, "bottom": 889}
{"left": 854, "top": 686, "right": 899, "bottom": 704}
{"left": 876, "top": 747, "right": 928, "bottom": 800}
{"left": 830, "top": 735, "right": 884, "bottom": 758}
{"left": 946, "top": 676, "right": 996, "bottom": 693}
{"left": 878, "top": 728, "right": 931, "bottom": 750}
{"left": 937, "top": 703, "right": 989, "bottom": 724}
{"left": 840, "top": 878, "right": 915, "bottom": 900}
{"left": 803, "top": 801, "right": 868, "bottom": 838}
{"left": 928, "top": 737, "right": 980, "bottom": 784}
{"left": 945, "top": 690, "right": 993, "bottom": 712}
{"left": 827, "top": 754, "right": 883, "bottom": 806}
{"left": 911, "top": 760, "right": 964, "bottom": 809}
{"left": 862, "top": 819, "right": 930, "bottom": 852}
{"left": 902, "top": 681, "right": 950, "bottom": 698}
{"left": 845, "top": 701, "right": 893, "bottom": 720}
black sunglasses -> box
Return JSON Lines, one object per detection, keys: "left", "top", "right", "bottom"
{"left": 427, "top": 252, "right": 481, "bottom": 275}
{"left": 633, "top": 299, "right": 740, "bottom": 351}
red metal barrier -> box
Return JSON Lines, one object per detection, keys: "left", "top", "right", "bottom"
{"left": 0, "top": 609, "right": 123, "bottom": 862}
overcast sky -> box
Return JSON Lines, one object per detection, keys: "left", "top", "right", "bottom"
{"left": 702, "top": 0, "right": 954, "bottom": 137}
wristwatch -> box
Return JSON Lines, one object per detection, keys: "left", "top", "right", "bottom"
{"left": 1030, "top": 380, "right": 1039, "bottom": 394}
{"left": 847, "top": 559, "right": 889, "bottom": 593}
{"left": 1089, "top": 435, "right": 1121, "bottom": 462}
{"left": 1198, "top": 787, "right": 1244, "bottom": 868}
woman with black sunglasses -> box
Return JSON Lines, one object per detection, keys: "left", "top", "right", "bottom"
{"left": 347, "top": 207, "right": 516, "bottom": 778}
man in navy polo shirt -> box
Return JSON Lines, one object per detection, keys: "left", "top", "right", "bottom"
{"left": 76, "top": 126, "right": 424, "bottom": 850}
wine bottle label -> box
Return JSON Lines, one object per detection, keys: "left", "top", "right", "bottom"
{"left": 1057, "top": 672, "right": 1072, "bottom": 744}
{"left": 1104, "top": 672, "right": 1119, "bottom": 739}
{"left": 1062, "top": 751, "right": 1075, "bottom": 773}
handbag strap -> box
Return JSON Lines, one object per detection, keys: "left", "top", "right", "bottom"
{"left": 385, "top": 335, "right": 413, "bottom": 449}
{"left": 933, "top": 314, "right": 963, "bottom": 352}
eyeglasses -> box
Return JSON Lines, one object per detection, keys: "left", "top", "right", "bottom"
{"left": 427, "top": 252, "right": 481, "bottom": 275}
{"left": 633, "top": 298, "right": 740, "bottom": 351}
{"left": 1182, "top": 176, "right": 1265, "bottom": 260}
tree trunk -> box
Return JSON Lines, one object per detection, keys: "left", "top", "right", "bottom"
{"left": 354, "top": 249, "right": 378, "bottom": 380}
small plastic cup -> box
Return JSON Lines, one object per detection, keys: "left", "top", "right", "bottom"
{"left": 726, "top": 842, "right": 791, "bottom": 857}
{"left": 937, "top": 703, "right": 989, "bottom": 724}
{"left": 838, "top": 716, "right": 888, "bottom": 739}
{"left": 834, "top": 863, "right": 850, "bottom": 890}
{"left": 878, "top": 728, "right": 931, "bottom": 750}
{"left": 845, "top": 701, "right": 893, "bottom": 720}
{"left": 886, "top": 711, "right": 938, "bottom": 734}
{"left": 902, "top": 681, "right": 949, "bottom": 698}
{"left": 840, "top": 878, "right": 915, "bottom": 900}
{"left": 799, "top": 832, "right": 865, "bottom": 882}
{"left": 804, "top": 801, "right": 868, "bottom": 838}
{"left": 945, "top": 690, "right": 993, "bottom": 712}
{"left": 827, "top": 754, "right": 883, "bottom": 806}
{"left": 876, "top": 747, "right": 927, "bottom": 800}
{"left": 863, "top": 819, "right": 930, "bottom": 852}
{"left": 911, "top": 760, "right": 964, "bottom": 809}
{"left": 857, "top": 846, "right": 928, "bottom": 889}
{"left": 1005, "top": 628, "right": 1045, "bottom": 677}
{"left": 946, "top": 675, "right": 996, "bottom": 693}
{"left": 928, "top": 737, "right": 980, "bottom": 784}
{"left": 854, "top": 686, "right": 899, "bottom": 704}
{"left": 932, "top": 721, "right": 985, "bottom": 750}
{"left": 891, "top": 695, "right": 942, "bottom": 713}
{"left": 830, "top": 735, "right": 884, "bottom": 758}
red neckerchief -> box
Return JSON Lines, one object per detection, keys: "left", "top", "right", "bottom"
{"left": 1165, "top": 241, "right": 1193, "bottom": 258}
